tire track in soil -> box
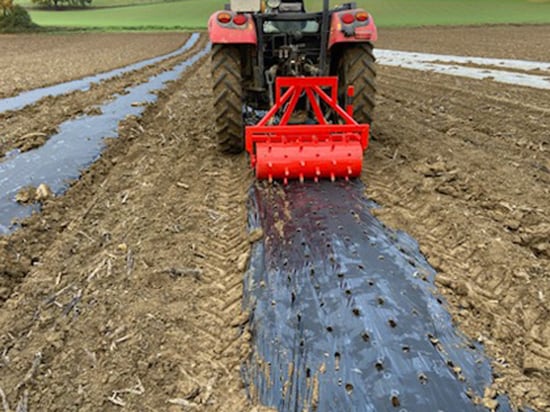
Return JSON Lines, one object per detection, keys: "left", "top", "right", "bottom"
{"left": 377, "top": 69, "right": 550, "bottom": 119}
{"left": 0, "top": 33, "right": 209, "bottom": 160}
{"left": 0, "top": 56, "right": 259, "bottom": 411}
{"left": 364, "top": 64, "right": 550, "bottom": 410}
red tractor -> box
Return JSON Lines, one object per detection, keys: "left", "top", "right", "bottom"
{"left": 208, "top": 0, "right": 377, "bottom": 182}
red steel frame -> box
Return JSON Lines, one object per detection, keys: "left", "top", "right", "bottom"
{"left": 245, "top": 77, "right": 370, "bottom": 183}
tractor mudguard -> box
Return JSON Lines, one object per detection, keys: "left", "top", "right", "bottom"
{"left": 328, "top": 9, "right": 377, "bottom": 49}
{"left": 208, "top": 11, "right": 258, "bottom": 45}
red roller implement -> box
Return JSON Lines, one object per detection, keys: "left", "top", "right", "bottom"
{"left": 245, "top": 77, "right": 369, "bottom": 183}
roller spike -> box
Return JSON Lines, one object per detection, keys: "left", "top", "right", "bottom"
{"left": 268, "top": 174, "right": 273, "bottom": 184}
{"left": 314, "top": 176, "right": 319, "bottom": 183}
{"left": 283, "top": 177, "right": 288, "bottom": 185}
{"left": 251, "top": 132, "right": 364, "bottom": 181}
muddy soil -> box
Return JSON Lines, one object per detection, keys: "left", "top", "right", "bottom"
{"left": 377, "top": 25, "right": 550, "bottom": 61}
{"left": 0, "top": 57, "right": 260, "bottom": 410}
{"left": 365, "top": 33, "right": 550, "bottom": 410}
{"left": 0, "top": 34, "right": 209, "bottom": 159}
{"left": 0, "top": 24, "right": 548, "bottom": 411}
{"left": 0, "top": 32, "right": 189, "bottom": 98}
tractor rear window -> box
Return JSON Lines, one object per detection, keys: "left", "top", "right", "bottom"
{"left": 263, "top": 20, "right": 319, "bottom": 34}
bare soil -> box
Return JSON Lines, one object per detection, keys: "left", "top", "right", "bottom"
{"left": 366, "top": 29, "right": 550, "bottom": 411}
{"left": 0, "top": 32, "right": 190, "bottom": 98}
{"left": 0, "top": 58, "right": 260, "bottom": 411}
{"left": 377, "top": 24, "right": 550, "bottom": 61}
{"left": 0, "top": 25, "right": 549, "bottom": 411}
{"left": 0, "top": 33, "right": 210, "bottom": 159}
{"left": 372, "top": 30, "right": 549, "bottom": 411}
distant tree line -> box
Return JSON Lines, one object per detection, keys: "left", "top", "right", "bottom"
{"left": 31, "top": 0, "right": 92, "bottom": 8}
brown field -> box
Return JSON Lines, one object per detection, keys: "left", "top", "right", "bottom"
{"left": 0, "top": 32, "right": 189, "bottom": 98}
{"left": 0, "top": 33, "right": 208, "bottom": 159}
{"left": 377, "top": 25, "right": 550, "bottom": 61}
{"left": 0, "top": 26, "right": 548, "bottom": 411}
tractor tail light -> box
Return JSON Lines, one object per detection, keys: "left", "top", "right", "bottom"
{"left": 355, "top": 11, "right": 369, "bottom": 22}
{"left": 233, "top": 14, "right": 247, "bottom": 25}
{"left": 217, "top": 12, "right": 232, "bottom": 24}
{"left": 341, "top": 13, "right": 355, "bottom": 24}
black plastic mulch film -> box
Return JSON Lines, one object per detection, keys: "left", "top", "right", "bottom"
{"left": 243, "top": 181, "right": 521, "bottom": 412}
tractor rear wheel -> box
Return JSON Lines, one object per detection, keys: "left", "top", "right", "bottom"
{"left": 211, "top": 44, "right": 244, "bottom": 154}
{"left": 338, "top": 43, "right": 377, "bottom": 125}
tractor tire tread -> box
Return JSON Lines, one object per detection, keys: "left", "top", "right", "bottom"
{"left": 212, "top": 44, "right": 244, "bottom": 154}
{"left": 339, "top": 43, "right": 377, "bottom": 125}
